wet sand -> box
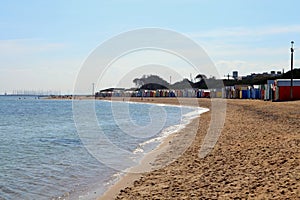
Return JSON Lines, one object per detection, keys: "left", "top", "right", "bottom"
{"left": 98, "top": 98, "right": 300, "bottom": 199}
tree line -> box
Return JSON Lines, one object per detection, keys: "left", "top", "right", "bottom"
{"left": 132, "top": 69, "right": 300, "bottom": 90}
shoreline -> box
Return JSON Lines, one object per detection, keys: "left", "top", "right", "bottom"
{"left": 43, "top": 96, "right": 300, "bottom": 199}
{"left": 99, "top": 98, "right": 299, "bottom": 199}
{"left": 98, "top": 98, "right": 212, "bottom": 199}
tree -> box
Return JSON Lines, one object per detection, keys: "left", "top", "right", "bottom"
{"left": 171, "top": 78, "right": 193, "bottom": 89}
{"left": 133, "top": 75, "right": 170, "bottom": 89}
{"left": 133, "top": 78, "right": 144, "bottom": 87}
{"left": 195, "top": 74, "right": 207, "bottom": 82}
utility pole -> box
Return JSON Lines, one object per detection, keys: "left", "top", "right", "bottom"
{"left": 290, "top": 41, "right": 294, "bottom": 100}
{"left": 92, "top": 83, "right": 95, "bottom": 96}
{"left": 190, "top": 73, "right": 193, "bottom": 83}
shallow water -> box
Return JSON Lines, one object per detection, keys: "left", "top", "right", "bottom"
{"left": 0, "top": 96, "right": 204, "bottom": 199}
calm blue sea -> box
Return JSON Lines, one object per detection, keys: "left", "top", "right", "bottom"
{"left": 0, "top": 96, "right": 206, "bottom": 200}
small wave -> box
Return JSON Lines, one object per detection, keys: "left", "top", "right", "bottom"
{"left": 103, "top": 171, "right": 125, "bottom": 188}
{"left": 133, "top": 145, "right": 144, "bottom": 154}
{"left": 38, "top": 138, "right": 82, "bottom": 147}
{"left": 132, "top": 106, "right": 208, "bottom": 157}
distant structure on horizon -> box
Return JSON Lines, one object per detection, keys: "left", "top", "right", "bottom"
{"left": 224, "top": 69, "right": 285, "bottom": 81}
{"left": 242, "top": 69, "right": 284, "bottom": 80}
{"left": 232, "top": 71, "right": 238, "bottom": 80}
{"left": 224, "top": 71, "right": 239, "bottom": 80}
{"left": 9, "top": 90, "right": 61, "bottom": 96}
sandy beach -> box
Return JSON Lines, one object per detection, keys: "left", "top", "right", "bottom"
{"left": 98, "top": 98, "right": 300, "bottom": 199}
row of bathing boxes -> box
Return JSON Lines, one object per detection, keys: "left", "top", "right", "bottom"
{"left": 102, "top": 89, "right": 214, "bottom": 98}
{"left": 100, "top": 79, "right": 300, "bottom": 101}
{"left": 221, "top": 79, "right": 300, "bottom": 101}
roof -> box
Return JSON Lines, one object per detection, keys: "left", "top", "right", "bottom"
{"left": 276, "top": 79, "right": 300, "bottom": 87}
{"left": 99, "top": 88, "right": 125, "bottom": 92}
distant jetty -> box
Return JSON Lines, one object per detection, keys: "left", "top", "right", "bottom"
{"left": 8, "top": 90, "right": 61, "bottom": 96}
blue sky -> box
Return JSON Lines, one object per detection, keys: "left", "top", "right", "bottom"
{"left": 1, "top": 0, "right": 300, "bottom": 94}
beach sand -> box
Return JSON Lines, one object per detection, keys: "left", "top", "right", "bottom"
{"left": 98, "top": 98, "right": 300, "bottom": 199}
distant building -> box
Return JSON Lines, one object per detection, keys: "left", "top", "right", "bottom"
{"left": 241, "top": 69, "right": 283, "bottom": 80}
{"left": 232, "top": 71, "right": 238, "bottom": 80}
{"left": 96, "top": 88, "right": 125, "bottom": 97}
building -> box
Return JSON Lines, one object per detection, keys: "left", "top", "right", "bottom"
{"left": 274, "top": 79, "right": 300, "bottom": 101}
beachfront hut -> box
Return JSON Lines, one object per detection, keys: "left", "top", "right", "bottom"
{"left": 169, "top": 90, "right": 176, "bottom": 97}
{"left": 182, "top": 89, "right": 196, "bottom": 98}
{"left": 175, "top": 90, "right": 183, "bottom": 97}
{"left": 196, "top": 89, "right": 202, "bottom": 98}
{"left": 223, "top": 86, "right": 235, "bottom": 99}
{"left": 196, "top": 89, "right": 210, "bottom": 98}
{"left": 260, "top": 84, "right": 266, "bottom": 100}
{"left": 250, "top": 85, "right": 261, "bottom": 99}
{"left": 274, "top": 79, "right": 300, "bottom": 101}
{"left": 235, "top": 85, "right": 249, "bottom": 99}
{"left": 240, "top": 90, "right": 249, "bottom": 99}
{"left": 136, "top": 90, "right": 143, "bottom": 97}
{"left": 156, "top": 90, "right": 160, "bottom": 97}
{"left": 98, "top": 88, "right": 125, "bottom": 97}
{"left": 210, "top": 89, "right": 222, "bottom": 98}
{"left": 264, "top": 80, "right": 275, "bottom": 101}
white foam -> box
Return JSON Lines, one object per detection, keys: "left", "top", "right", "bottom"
{"left": 133, "top": 105, "right": 209, "bottom": 156}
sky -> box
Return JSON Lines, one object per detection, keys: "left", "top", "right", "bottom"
{"left": 1, "top": 0, "right": 300, "bottom": 94}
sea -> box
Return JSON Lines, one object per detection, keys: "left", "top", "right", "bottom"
{"left": 0, "top": 95, "right": 207, "bottom": 200}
